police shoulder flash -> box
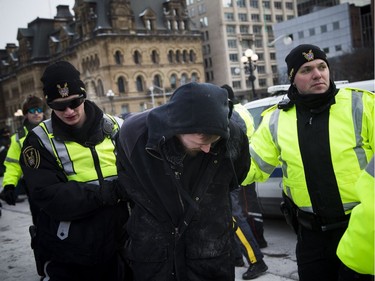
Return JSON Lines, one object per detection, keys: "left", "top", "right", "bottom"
{"left": 23, "top": 146, "right": 41, "bottom": 169}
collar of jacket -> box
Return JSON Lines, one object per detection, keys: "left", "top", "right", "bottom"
{"left": 287, "top": 79, "right": 338, "bottom": 111}
{"left": 51, "top": 100, "right": 104, "bottom": 145}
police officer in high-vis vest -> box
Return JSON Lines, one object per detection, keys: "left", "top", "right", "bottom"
{"left": 0, "top": 95, "right": 45, "bottom": 223}
{"left": 337, "top": 155, "right": 374, "bottom": 281}
{"left": 0, "top": 96, "right": 45, "bottom": 215}
{"left": 242, "top": 44, "right": 374, "bottom": 281}
{"left": 20, "top": 61, "right": 129, "bottom": 281}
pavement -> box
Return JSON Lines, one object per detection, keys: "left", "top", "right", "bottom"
{"left": 0, "top": 176, "right": 298, "bottom": 280}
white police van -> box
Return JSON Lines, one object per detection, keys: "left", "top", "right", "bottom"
{"left": 244, "top": 79, "right": 374, "bottom": 217}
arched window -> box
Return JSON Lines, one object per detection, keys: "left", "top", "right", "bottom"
{"left": 134, "top": 50, "right": 142, "bottom": 64}
{"left": 89, "top": 56, "right": 95, "bottom": 71}
{"left": 189, "top": 50, "right": 196, "bottom": 62}
{"left": 153, "top": 75, "right": 162, "bottom": 88}
{"left": 136, "top": 76, "right": 144, "bottom": 92}
{"left": 181, "top": 73, "right": 188, "bottom": 85}
{"left": 168, "top": 50, "right": 174, "bottom": 63}
{"left": 146, "top": 20, "right": 152, "bottom": 30}
{"left": 97, "top": 79, "right": 104, "bottom": 97}
{"left": 114, "top": 50, "right": 123, "bottom": 65}
{"left": 182, "top": 50, "right": 188, "bottom": 63}
{"left": 151, "top": 50, "right": 159, "bottom": 64}
{"left": 117, "top": 76, "right": 126, "bottom": 94}
{"left": 175, "top": 50, "right": 181, "bottom": 63}
{"left": 90, "top": 81, "right": 96, "bottom": 97}
{"left": 191, "top": 73, "right": 198, "bottom": 82}
{"left": 170, "top": 74, "right": 177, "bottom": 89}
{"left": 94, "top": 54, "right": 100, "bottom": 68}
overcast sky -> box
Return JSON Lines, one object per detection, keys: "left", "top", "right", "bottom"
{"left": 0, "top": 0, "right": 75, "bottom": 49}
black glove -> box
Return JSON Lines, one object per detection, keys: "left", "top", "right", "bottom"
{"left": 115, "top": 180, "right": 129, "bottom": 202}
{"left": 99, "top": 180, "right": 120, "bottom": 206}
{"left": 0, "top": 185, "right": 17, "bottom": 205}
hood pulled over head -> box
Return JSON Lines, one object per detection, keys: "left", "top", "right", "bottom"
{"left": 147, "top": 82, "right": 230, "bottom": 146}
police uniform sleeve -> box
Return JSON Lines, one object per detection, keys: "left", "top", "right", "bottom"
{"left": 241, "top": 109, "right": 280, "bottom": 185}
{"left": 229, "top": 121, "right": 251, "bottom": 186}
{"left": 2, "top": 134, "right": 23, "bottom": 187}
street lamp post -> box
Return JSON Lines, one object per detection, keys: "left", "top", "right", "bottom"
{"left": 14, "top": 109, "right": 23, "bottom": 129}
{"left": 106, "top": 89, "right": 115, "bottom": 115}
{"left": 149, "top": 86, "right": 156, "bottom": 108}
{"left": 150, "top": 85, "right": 166, "bottom": 104}
{"left": 267, "top": 34, "right": 293, "bottom": 47}
{"left": 241, "top": 48, "right": 258, "bottom": 100}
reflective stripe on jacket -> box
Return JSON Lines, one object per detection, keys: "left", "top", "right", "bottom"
{"left": 3, "top": 127, "right": 28, "bottom": 186}
{"left": 233, "top": 103, "right": 255, "bottom": 139}
{"left": 244, "top": 88, "right": 374, "bottom": 212}
{"left": 337, "top": 156, "right": 374, "bottom": 275}
{"left": 32, "top": 115, "right": 121, "bottom": 184}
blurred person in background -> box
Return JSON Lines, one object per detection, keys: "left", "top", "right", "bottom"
{"left": 222, "top": 84, "right": 268, "bottom": 280}
{"left": 0, "top": 125, "right": 11, "bottom": 217}
{"left": 0, "top": 96, "right": 45, "bottom": 216}
{"left": 0, "top": 126, "right": 11, "bottom": 177}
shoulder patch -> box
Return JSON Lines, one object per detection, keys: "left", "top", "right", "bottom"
{"left": 22, "top": 146, "right": 41, "bottom": 169}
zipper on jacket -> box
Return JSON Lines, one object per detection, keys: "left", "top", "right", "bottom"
{"left": 174, "top": 227, "right": 180, "bottom": 239}
{"left": 174, "top": 171, "right": 185, "bottom": 212}
{"left": 89, "top": 146, "right": 104, "bottom": 185}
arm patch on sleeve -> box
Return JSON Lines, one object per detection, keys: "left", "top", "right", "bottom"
{"left": 22, "top": 146, "right": 41, "bottom": 169}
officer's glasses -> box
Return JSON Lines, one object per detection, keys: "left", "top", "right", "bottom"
{"left": 48, "top": 95, "right": 85, "bottom": 111}
{"left": 28, "top": 107, "right": 43, "bottom": 114}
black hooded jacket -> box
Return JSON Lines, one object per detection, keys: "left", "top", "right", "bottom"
{"left": 116, "top": 83, "right": 250, "bottom": 281}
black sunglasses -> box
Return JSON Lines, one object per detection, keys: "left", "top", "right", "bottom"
{"left": 48, "top": 96, "right": 85, "bottom": 111}
{"left": 28, "top": 107, "right": 43, "bottom": 114}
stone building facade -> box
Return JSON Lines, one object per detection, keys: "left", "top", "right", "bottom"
{"left": 0, "top": 0, "right": 204, "bottom": 130}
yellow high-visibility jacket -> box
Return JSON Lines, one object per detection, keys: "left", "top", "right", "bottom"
{"left": 336, "top": 156, "right": 374, "bottom": 275}
{"left": 3, "top": 127, "right": 28, "bottom": 187}
{"left": 33, "top": 115, "right": 121, "bottom": 183}
{"left": 243, "top": 87, "right": 374, "bottom": 213}
{"left": 233, "top": 103, "right": 254, "bottom": 140}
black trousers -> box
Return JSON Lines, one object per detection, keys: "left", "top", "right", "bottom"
{"left": 239, "top": 183, "right": 266, "bottom": 244}
{"left": 42, "top": 253, "right": 125, "bottom": 281}
{"left": 296, "top": 225, "right": 345, "bottom": 281}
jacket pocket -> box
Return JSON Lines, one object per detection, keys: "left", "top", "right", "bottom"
{"left": 37, "top": 209, "right": 118, "bottom": 265}
{"left": 126, "top": 208, "right": 169, "bottom": 262}
{"left": 126, "top": 236, "right": 168, "bottom": 262}
{"left": 185, "top": 235, "right": 231, "bottom": 259}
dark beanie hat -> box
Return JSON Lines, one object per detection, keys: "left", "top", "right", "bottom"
{"left": 285, "top": 44, "right": 329, "bottom": 83}
{"left": 41, "top": 61, "right": 86, "bottom": 103}
{"left": 146, "top": 82, "right": 230, "bottom": 144}
{"left": 22, "top": 95, "right": 45, "bottom": 115}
